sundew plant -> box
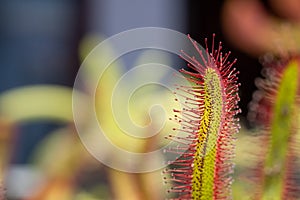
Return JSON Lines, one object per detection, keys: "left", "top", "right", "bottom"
{"left": 164, "top": 35, "right": 241, "bottom": 200}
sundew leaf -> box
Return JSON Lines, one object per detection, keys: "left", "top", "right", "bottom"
{"left": 164, "top": 35, "right": 241, "bottom": 200}
{"left": 264, "top": 60, "right": 298, "bottom": 199}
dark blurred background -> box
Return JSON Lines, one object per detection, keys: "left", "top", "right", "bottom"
{"left": 0, "top": 0, "right": 262, "bottom": 121}
{"left": 2, "top": 0, "right": 299, "bottom": 120}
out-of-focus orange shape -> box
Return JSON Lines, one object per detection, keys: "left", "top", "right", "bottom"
{"left": 270, "top": 0, "right": 300, "bottom": 22}
{"left": 222, "top": 0, "right": 276, "bottom": 56}
{"left": 222, "top": 0, "right": 300, "bottom": 56}
{"left": 24, "top": 178, "right": 75, "bottom": 200}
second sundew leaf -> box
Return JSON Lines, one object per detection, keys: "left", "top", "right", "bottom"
{"left": 269, "top": 60, "right": 298, "bottom": 165}
{"left": 164, "top": 35, "right": 241, "bottom": 200}
{"left": 249, "top": 58, "right": 300, "bottom": 199}
{"left": 264, "top": 60, "right": 298, "bottom": 199}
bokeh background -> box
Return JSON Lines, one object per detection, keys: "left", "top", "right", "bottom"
{"left": 1, "top": 0, "right": 300, "bottom": 199}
